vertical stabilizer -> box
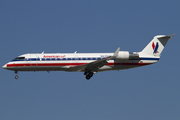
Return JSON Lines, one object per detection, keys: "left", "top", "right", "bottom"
{"left": 139, "top": 35, "right": 174, "bottom": 56}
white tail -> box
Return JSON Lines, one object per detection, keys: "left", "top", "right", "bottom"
{"left": 139, "top": 34, "right": 175, "bottom": 56}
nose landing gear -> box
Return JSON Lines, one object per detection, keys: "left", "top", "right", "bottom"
{"left": 15, "top": 71, "right": 18, "bottom": 79}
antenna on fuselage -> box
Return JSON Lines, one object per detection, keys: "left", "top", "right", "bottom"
{"left": 42, "top": 51, "right": 44, "bottom": 54}
{"left": 74, "top": 51, "right": 77, "bottom": 54}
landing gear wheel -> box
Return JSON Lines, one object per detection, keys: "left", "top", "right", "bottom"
{"left": 85, "top": 72, "right": 94, "bottom": 80}
{"left": 86, "top": 75, "right": 91, "bottom": 80}
{"left": 84, "top": 70, "right": 94, "bottom": 80}
{"left": 89, "top": 72, "right": 93, "bottom": 77}
{"left": 15, "top": 75, "right": 18, "bottom": 79}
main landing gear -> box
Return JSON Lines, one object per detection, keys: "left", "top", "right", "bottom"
{"left": 84, "top": 71, "right": 94, "bottom": 80}
{"left": 15, "top": 71, "right": 18, "bottom": 79}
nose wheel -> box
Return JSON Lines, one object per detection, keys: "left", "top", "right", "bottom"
{"left": 15, "top": 71, "right": 18, "bottom": 79}
{"left": 15, "top": 75, "right": 18, "bottom": 79}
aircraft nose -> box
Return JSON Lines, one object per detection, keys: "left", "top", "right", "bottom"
{"left": 2, "top": 64, "right": 7, "bottom": 69}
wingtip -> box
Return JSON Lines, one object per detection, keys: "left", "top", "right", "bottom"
{"left": 168, "top": 34, "right": 176, "bottom": 37}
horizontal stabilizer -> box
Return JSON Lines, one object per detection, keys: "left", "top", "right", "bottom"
{"left": 157, "top": 34, "right": 175, "bottom": 39}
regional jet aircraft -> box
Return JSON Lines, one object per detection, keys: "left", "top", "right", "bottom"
{"left": 2, "top": 35, "right": 174, "bottom": 80}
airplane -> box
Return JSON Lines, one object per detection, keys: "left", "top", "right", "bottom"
{"left": 2, "top": 34, "right": 174, "bottom": 80}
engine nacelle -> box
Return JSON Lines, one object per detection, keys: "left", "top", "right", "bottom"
{"left": 116, "top": 51, "right": 130, "bottom": 60}
{"left": 115, "top": 51, "right": 140, "bottom": 60}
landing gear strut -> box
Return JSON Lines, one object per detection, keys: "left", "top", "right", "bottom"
{"left": 15, "top": 71, "right": 18, "bottom": 79}
{"left": 84, "top": 71, "right": 94, "bottom": 80}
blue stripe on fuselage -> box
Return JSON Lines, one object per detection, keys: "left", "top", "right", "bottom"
{"left": 11, "top": 57, "right": 160, "bottom": 61}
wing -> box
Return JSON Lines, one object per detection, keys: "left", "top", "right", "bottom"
{"left": 69, "top": 47, "right": 120, "bottom": 72}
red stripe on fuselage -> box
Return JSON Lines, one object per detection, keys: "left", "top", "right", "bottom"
{"left": 7, "top": 62, "right": 150, "bottom": 67}
{"left": 7, "top": 63, "right": 87, "bottom": 67}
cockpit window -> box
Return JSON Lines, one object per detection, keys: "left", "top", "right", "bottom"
{"left": 13, "top": 57, "right": 25, "bottom": 60}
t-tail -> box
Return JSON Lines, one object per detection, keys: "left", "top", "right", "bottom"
{"left": 139, "top": 34, "right": 175, "bottom": 57}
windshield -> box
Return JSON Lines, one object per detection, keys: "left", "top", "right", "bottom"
{"left": 13, "top": 57, "right": 25, "bottom": 60}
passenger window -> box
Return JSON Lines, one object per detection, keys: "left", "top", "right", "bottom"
{"left": 67, "top": 58, "right": 71, "bottom": 60}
